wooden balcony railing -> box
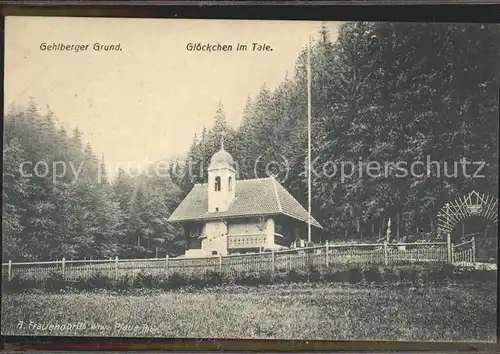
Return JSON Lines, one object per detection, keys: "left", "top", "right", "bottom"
{"left": 228, "top": 233, "right": 267, "bottom": 249}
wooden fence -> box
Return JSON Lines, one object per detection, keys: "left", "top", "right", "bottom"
{"left": 2, "top": 239, "right": 474, "bottom": 282}
{"left": 452, "top": 238, "right": 476, "bottom": 264}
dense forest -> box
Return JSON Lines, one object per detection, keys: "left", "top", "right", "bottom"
{"left": 3, "top": 22, "right": 498, "bottom": 261}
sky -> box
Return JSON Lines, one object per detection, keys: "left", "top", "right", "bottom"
{"left": 4, "top": 16, "right": 339, "bottom": 177}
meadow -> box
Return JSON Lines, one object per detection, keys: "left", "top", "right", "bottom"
{"left": 2, "top": 280, "right": 496, "bottom": 342}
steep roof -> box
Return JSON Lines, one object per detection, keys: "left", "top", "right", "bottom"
{"left": 168, "top": 176, "right": 322, "bottom": 228}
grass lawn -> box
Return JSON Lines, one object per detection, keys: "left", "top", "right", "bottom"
{"left": 1, "top": 283, "right": 496, "bottom": 342}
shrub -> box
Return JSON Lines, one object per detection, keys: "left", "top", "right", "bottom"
{"left": 203, "top": 270, "right": 223, "bottom": 287}
{"left": 398, "top": 266, "right": 415, "bottom": 284}
{"left": 308, "top": 266, "right": 322, "bottom": 282}
{"left": 229, "top": 271, "right": 249, "bottom": 286}
{"left": 271, "top": 269, "right": 288, "bottom": 284}
{"left": 286, "top": 269, "right": 308, "bottom": 283}
{"left": 231, "top": 270, "right": 273, "bottom": 286}
{"left": 71, "top": 277, "right": 90, "bottom": 291}
{"left": 361, "top": 266, "right": 382, "bottom": 283}
{"left": 321, "top": 268, "right": 337, "bottom": 282}
{"left": 454, "top": 266, "right": 496, "bottom": 287}
{"left": 251, "top": 271, "right": 272, "bottom": 285}
{"left": 2, "top": 275, "right": 38, "bottom": 293}
{"left": 475, "top": 268, "right": 496, "bottom": 286}
{"left": 112, "top": 274, "right": 134, "bottom": 291}
{"left": 6, "top": 276, "right": 20, "bottom": 293}
{"left": 185, "top": 270, "right": 223, "bottom": 288}
{"left": 423, "top": 264, "right": 451, "bottom": 284}
{"left": 135, "top": 272, "right": 167, "bottom": 289}
{"left": 188, "top": 273, "right": 208, "bottom": 288}
{"left": 415, "top": 266, "right": 430, "bottom": 284}
{"left": 3, "top": 260, "right": 496, "bottom": 292}
{"left": 260, "top": 271, "right": 273, "bottom": 285}
{"left": 166, "top": 272, "right": 188, "bottom": 289}
{"left": 43, "top": 272, "right": 67, "bottom": 292}
{"left": 347, "top": 267, "right": 363, "bottom": 283}
{"left": 380, "top": 267, "right": 398, "bottom": 283}
{"left": 85, "top": 272, "right": 113, "bottom": 290}
{"left": 334, "top": 267, "right": 363, "bottom": 283}
{"left": 221, "top": 270, "right": 240, "bottom": 285}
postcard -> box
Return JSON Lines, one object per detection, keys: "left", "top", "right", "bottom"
{"left": 2, "top": 16, "right": 498, "bottom": 342}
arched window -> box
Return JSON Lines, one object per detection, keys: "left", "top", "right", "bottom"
{"left": 228, "top": 176, "right": 232, "bottom": 192}
{"left": 214, "top": 176, "right": 221, "bottom": 191}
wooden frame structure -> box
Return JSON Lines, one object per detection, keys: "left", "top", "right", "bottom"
{"left": 437, "top": 190, "right": 498, "bottom": 236}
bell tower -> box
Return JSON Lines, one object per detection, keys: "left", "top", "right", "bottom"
{"left": 208, "top": 137, "right": 236, "bottom": 213}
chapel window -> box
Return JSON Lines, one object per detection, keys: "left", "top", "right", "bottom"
{"left": 215, "top": 176, "right": 221, "bottom": 191}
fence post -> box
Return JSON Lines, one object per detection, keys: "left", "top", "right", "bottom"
{"left": 62, "top": 257, "right": 66, "bottom": 279}
{"left": 325, "top": 241, "right": 329, "bottom": 267}
{"left": 165, "top": 255, "right": 169, "bottom": 276}
{"left": 472, "top": 236, "right": 476, "bottom": 263}
{"left": 271, "top": 249, "right": 275, "bottom": 273}
{"left": 447, "top": 233, "right": 452, "bottom": 263}
{"left": 383, "top": 242, "right": 388, "bottom": 266}
{"left": 115, "top": 256, "right": 119, "bottom": 280}
{"left": 219, "top": 254, "right": 222, "bottom": 273}
{"left": 8, "top": 260, "right": 12, "bottom": 282}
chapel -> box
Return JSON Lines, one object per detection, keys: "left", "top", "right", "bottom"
{"left": 168, "top": 143, "right": 322, "bottom": 257}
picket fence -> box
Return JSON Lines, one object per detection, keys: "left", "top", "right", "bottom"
{"left": 2, "top": 238, "right": 476, "bottom": 282}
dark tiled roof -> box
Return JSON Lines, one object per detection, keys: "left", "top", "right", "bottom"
{"left": 168, "top": 176, "right": 322, "bottom": 228}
